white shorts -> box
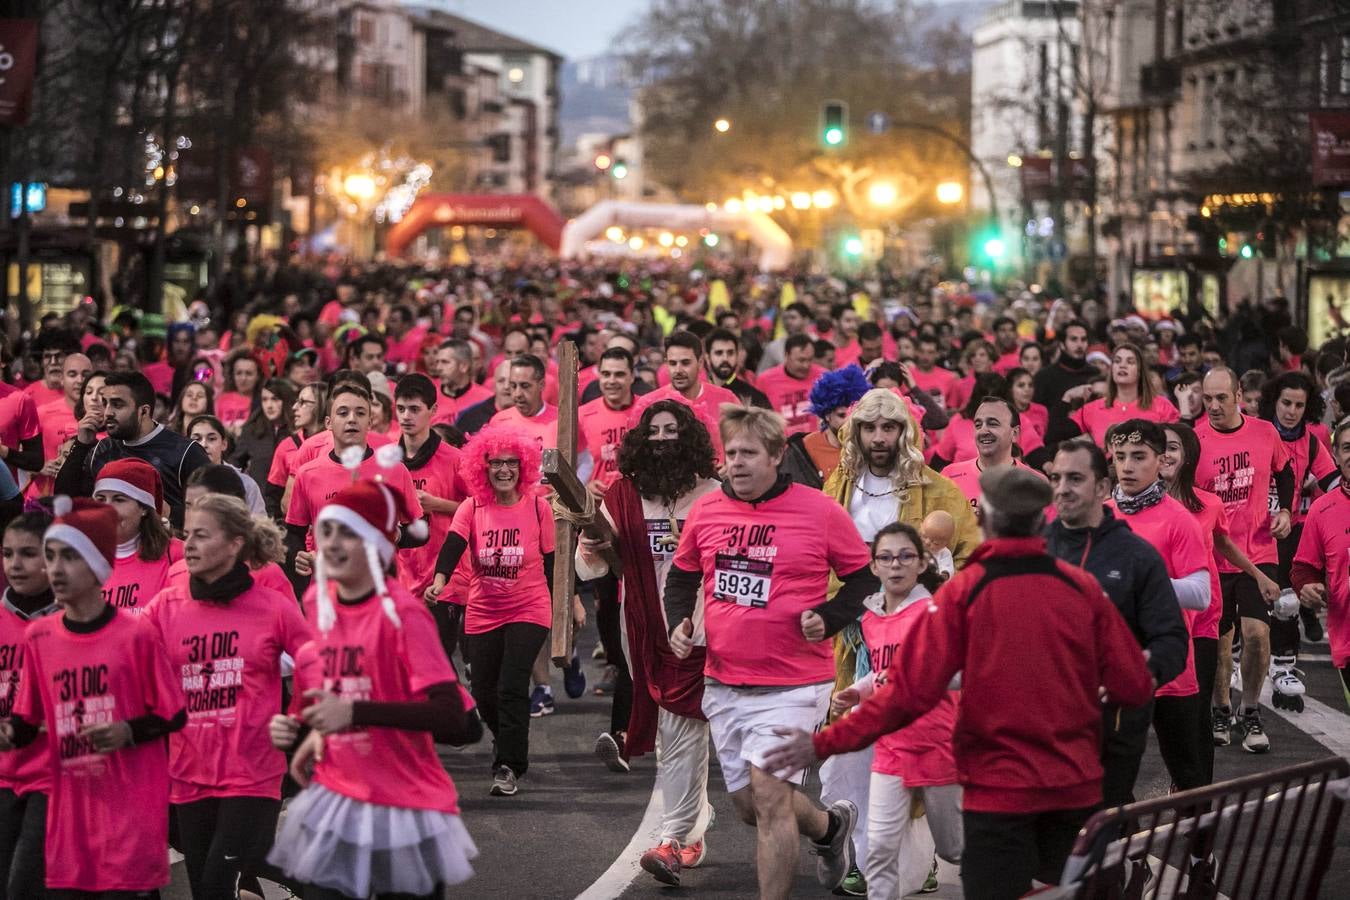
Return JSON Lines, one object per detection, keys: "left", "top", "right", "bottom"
{"left": 701, "top": 681, "right": 831, "bottom": 794}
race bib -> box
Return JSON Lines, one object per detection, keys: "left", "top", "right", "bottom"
{"left": 712, "top": 553, "right": 773, "bottom": 608}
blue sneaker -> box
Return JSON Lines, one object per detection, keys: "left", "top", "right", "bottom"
{"left": 563, "top": 653, "right": 587, "bottom": 698}
{"left": 529, "top": 686, "right": 555, "bottom": 717}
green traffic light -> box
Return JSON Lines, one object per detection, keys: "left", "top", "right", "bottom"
{"left": 843, "top": 236, "right": 863, "bottom": 256}
{"left": 612, "top": 163, "right": 629, "bottom": 180}
{"left": 1239, "top": 244, "right": 1254, "bottom": 259}
{"left": 824, "top": 127, "right": 844, "bottom": 146}
{"left": 983, "top": 238, "right": 1005, "bottom": 259}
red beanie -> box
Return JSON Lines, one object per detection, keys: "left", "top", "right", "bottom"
{"left": 94, "top": 458, "right": 164, "bottom": 512}
{"left": 46, "top": 497, "right": 118, "bottom": 581}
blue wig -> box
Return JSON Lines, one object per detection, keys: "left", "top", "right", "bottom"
{"left": 809, "top": 365, "right": 872, "bottom": 421}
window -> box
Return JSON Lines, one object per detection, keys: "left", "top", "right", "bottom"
{"left": 1340, "top": 36, "right": 1350, "bottom": 95}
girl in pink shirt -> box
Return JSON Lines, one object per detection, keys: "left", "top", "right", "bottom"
{"left": 1007, "top": 367, "right": 1048, "bottom": 458}
{"left": 215, "top": 349, "right": 262, "bottom": 435}
{"left": 832, "top": 523, "right": 961, "bottom": 898}
{"left": 1070, "top": 343, "right": 1178, "bottom": 447}
{"left": 94, "top": 459, "right": 181, "bottom": 616}
{"left": 429, "top": 425, "right": 554, "bottom": 796}
{"left": 0, "top": 509, "right": 59, "bottom": 900}
{"left": 146, "top": 494, "right": 312, "bottom": 900}
{"left": 268, "top": 479, "right": 480, "bottom": 899}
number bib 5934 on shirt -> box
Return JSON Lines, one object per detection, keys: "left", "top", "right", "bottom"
{"left": 713, "top": 552, "right": 773, "bottom": 608}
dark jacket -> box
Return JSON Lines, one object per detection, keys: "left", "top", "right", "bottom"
{"left": 1043, "top": 507, "right": 1189, "bottom": 688}
{"left": 813, "top": 537, "right": 1154, "bottom": 814}
{"left": 56, "top": 424, "right": 210, "bottom": 529}
{"left": 1032, "top": 355, "right": 1096, "bottom": 453}
{"left": 233, "top": 421, "right": 287, "bottom": 488}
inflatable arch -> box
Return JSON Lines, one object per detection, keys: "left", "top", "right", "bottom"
{"left": 384, "top": 194, "right": 565, "bottom": 257}
{"left": 560, "top": 201, "right": 793, "bottom": 271}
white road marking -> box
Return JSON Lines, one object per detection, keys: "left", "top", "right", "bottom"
{"left": 575, "top": 785, "right": 666, "bottom": 899}
{"left": 1260, "top": 681, "right": 1350, "bottom": 758}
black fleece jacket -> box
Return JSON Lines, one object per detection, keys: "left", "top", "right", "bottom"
{"left": 1044, "top": 507, "right": 1189, "bottom": 688}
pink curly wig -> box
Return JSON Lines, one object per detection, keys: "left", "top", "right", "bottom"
{"left": 459, "top": 424, "right": 544, "bottom": 504}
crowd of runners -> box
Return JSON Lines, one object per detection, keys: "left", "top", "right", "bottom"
{"left": 0, "top": 259, "right": 1346, "bottom": 900}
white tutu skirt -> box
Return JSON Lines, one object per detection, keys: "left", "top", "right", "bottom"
{"left": 268, "top": 783, "right": 477, "bottom": 897}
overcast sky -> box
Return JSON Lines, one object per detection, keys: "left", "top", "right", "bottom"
{"left": 441, "top": 0, "right": 649, "bottom": 58}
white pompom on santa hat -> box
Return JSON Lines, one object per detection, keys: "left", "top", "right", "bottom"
{"left": 45, "top": 496, "right": 119, "bottom": 582}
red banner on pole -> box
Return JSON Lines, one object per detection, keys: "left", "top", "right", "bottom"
{"left": 0, "top": 20, "right": 39, "bottom": 126}
{"left": 1311, "top": 111, "right": 1350, "bottom": 187}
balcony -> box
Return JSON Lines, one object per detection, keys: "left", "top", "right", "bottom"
{"left": 1140, "top": 61, "right": 1182, "bottom": 99}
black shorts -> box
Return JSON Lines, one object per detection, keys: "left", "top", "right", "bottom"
{"left": 1219, "top": 563, "right": 1278, "bottom": 634}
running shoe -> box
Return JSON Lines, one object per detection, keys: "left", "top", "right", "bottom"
{"left": 678, "top": 838, "right": 706, "bottom": 868}
{"left": 834, "top": 865, "right": 866, "bottom": 896}
{"left": 529, "top": 686, "right": 555, "bottom": 717}
{"left": 811, "top": 799, "right": 858, "bottom": 889}
{"left": 1211, "top": 705, "right": 1232, "bottom": 747}
{"left": 1239, "top": 707, "right": 1269, "bottom": 753}
{"left": 594, "top": 663, "right": 618, "bottom": 695}
{"left": 594, "top": 731, "right": 631, "bottom": 773}
{"left": 591, "top": 643, "right": 607, "bottom": 660}
{"left": 640, "top": 840, "right": 683, "bottom": 886}
{"left": 564, "top": 653, "right": 587, "bottom": 698}
{"left": 1301, "top": 606, "right": 1324, "bottom": 643}
{"left": 490, "top": 765, "right": 518, "bottom": 796}
{"left": 919, "top": 857, "right": 940, "bottom": 893}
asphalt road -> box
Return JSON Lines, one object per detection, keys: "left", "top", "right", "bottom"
{"left": 163, "top": 621, "right": 1350, "bottom": 900}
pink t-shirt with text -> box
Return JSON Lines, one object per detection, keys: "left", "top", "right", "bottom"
{"left": 1189, "top": 489, "right": 1229, "bottom": 640}
{"left": 1195, "top": 417, "right": 1290, "bottom": 572}
{"left": 285, "top": 450, "right": 423, "bottom": 549}
{"left": 399, "top": 440, "right": 466, "bottom": 601}
{"left": 757, "top": 365, "right": 826, "bottom": 436}
{"left": 1294, "top": 489, "right": 1350, "bottom": 668}
{"left": 451, "top": 495, "right": 555, "bottom": 634}
{"left": 105, "top": 541, "right": 183, "bottom": 616}
{"left": 577, "top": 397, "right": 634, "bottom": 489}
{"left": 0, "top": 606, "right": 53, "bottom": 795}
{"left": 1071, "top": 396, "right": 1179, "bottom": 447}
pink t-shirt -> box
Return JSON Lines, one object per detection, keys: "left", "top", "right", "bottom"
{"left": 15, "top": 609, "right": 184, "bottom": 891}
{"left": 632, "top": 382, "right": 740, "bottom": 464}
{"left": 399, "top": 440, "right": 466, "bottom": 601}
{"left": 992, "top": 350, "right": 1022, "bottom": 376}
{"left": 1195, "top": 417, "right": 1290, "bottom": 572}
{"left": 451, "top": 495, "right": 555, "bottom": 634}
{"left": 31, "top": 397, "right": 78, "bottom": 498}
{"left": 910, "top": 366, "right": 957, "bottom": 401}
{"left": 431, "top": 382, "right": 492, "bottom": 427}
{"left": 143, "top": 361, "right": 175, "bottom": 398}
{"left": 1020, "top": 403, "right": 1048, "bottom": 456}
{"left": 489, "top": 404, "right": 559, "bottom": 451}
{"left": 757, "top": 365, "right": 826, "bottom": 436}
{"left": 1071, "top": 396, "right": 1180, "bottom": 447}
{"left": 385, "top": 326, "right": 429, "bottom": 370}
{"left": 934, "top": 415, "right": 977, "bottom": 464}
{"left": 267, "top": 433, "right": 305, "bottom": 489}
{"left": 145, "top": 582, "right": 312, "bottom": 802}
{"left": 284, "top": 430, "right": 394, "bottom": 483}
{"left": 943, "top": 457, "right": 1047, "bottom": 509}
{"left": 105, "top": 542, "right": 182, "bottom": 616}
{"left": 1282, "top": 429, "right": 1337, "bottom": 525}
{"left": 215, "top": 392, "right": 253, "bottom": 431}
{"left": 1294, "top": 489, "right": 1350, "bottom": 668}
{"left": 577, "top": 397, "right": 634, "bottom": 489}
{"left": 673, "top": 483, "right": 872, "bottom": 687}
{"left": 165, "top": 559, "right": 296, "bottom": 603}
{"left": 943, "top": 374, "right": 975, "bottom": 411}
{"left": 286, "top": 449, "right": 423, "bottom": 548}
{"left": 1108, "top": 494, "right": 1208, "bottom": 697}
{"left": 1190, "top": 489, "right": 1229, "bottom": 640}
{"left": 0, "top": 382, "right": 41, "bottom": 485}
{"left": 860, "top": 596, "right": 958, "bottom": 785}
{"left": 23, "top": 380, "right": 62, "bottom": 409}
{"left": 292, "top": 582, "right": 464, "bottom": 813}
{"left": 0, "top": 605, "right": 53, "bottom": 795}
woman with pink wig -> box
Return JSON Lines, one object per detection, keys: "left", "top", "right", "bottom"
{"left": 428, "top": 424, "right": 555, "bottom": 797}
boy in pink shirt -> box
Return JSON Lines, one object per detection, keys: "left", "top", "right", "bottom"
{"left": 1, "top": 498, "right": 185, "bottom": 896}
{"left": 757, "top": 335, "right": 826, "bottom": 436}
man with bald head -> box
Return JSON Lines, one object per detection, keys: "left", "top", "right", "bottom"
{"left": 32, "top": 352, "right": 93, "bottom": 495}
{"left": 1195, "top": 366, "right": 1295, "bottom": 754}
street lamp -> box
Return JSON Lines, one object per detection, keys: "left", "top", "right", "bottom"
{"left": 936, "top": 181, "right": 964, "bottom": 205}
{"left": 713, "top": 118, "right": 731, "bottom": 133}
{"left": 811, "top": 190, "right": 836, "bottom": 209}
{"left": 343, "top": 173, "right": 378, "bottom": 201}
{"left": 867, "top": 181, "right": 898, "bottom": 207}
{"left": 604, "top": 226, "right": 625, "bottom": 242}
{"left": 790, "top": 192, "right": 812, "bottom": 210}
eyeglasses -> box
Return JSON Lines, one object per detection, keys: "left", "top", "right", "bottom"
{"left": 487, "top": 458, "right": 521, "bottom": 470}
{"left": 874, "top": 551, "right": 921, "bottom": 567}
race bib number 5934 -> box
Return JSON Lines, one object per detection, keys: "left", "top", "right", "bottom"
{"left": 713, "top": 553, "right": 772, "bottom": 608}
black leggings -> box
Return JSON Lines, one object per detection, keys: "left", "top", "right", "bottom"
{"left": 173, "top": 796, "right": 281, "bottom": 900}
{"left": 302, "top": 884, "right": 438, "bottom": 900}
{"left": 1193, "top": 636, "right": 1218, "bottom": 784}
{"left": 462, "top": 621, "right": 549, "bottom": 777}
{"left": 1153, "top": 693, "right": 1204, "bottom": 791}
{"left": 961, "top": 807, "right": 1094, "bottom": 898}
{"left": 0, "top": 789, "right": 45, "bottom": 900}
{"left": 1271, "top": 528, "right": 1302, "bottom": 656}
{"left": 428, "top": 602, "right": 466, "bottom": 674}
{"left": 592, "top": 573, "right": 633, "bottom": 736}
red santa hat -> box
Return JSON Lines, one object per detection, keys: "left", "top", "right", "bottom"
{"left": 93, "top": 458, "right": 163, "bottom": 512}
{"left": 312, "top": 445, "right": 427, "bottom": 632}
{"left": 45, "top": 496, "right": 118, "bottom": 582}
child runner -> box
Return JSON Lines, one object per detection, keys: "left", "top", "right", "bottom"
{"left": 832, "top": 523, "right": 962, "bottom": 898}
{"left": 0, "top": 497, "right": 185, "bottom": 899}
{"left": 145, "top": 494, "right": 313, "bottom": 900}
{"left": 267, "top": 474, "right": 480, "bottom": 900}
{"left": 428, "top": 424, "right": 555, "bottom": 797}
{"left": 93, "top": 458, "right": 181, "bottom": 615}
{"left": 0, "top": 508, "right": 58, "bottom": 900}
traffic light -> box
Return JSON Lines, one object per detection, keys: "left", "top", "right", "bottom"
{"left": 611, "top": 159, "right": 629, "bottom": 180}
{"left": 821, "top": 100, "right": 848, "bottom": 147}
{"left": 983, "top": 237, "right": 1006, "bottom": 260}
{"left": 842, "top": 235, "right": 863, "bottom": 257}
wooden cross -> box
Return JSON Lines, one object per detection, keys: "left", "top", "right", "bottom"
{"left": 542, "top": 340, "right": 622, "bottom": 666}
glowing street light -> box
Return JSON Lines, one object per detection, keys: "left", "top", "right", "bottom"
{"left": 867, "top": 181, "right": 898, "bottom": 207}
{"left": 658, "top": 231, "right": 675, "bottom": 247}
{"left": 704, "top": 233, "right": 720, "bottom": 247}
{"left": 594, "top": 153, "right": 613, "bottom": 171}
{"left": 343, "top": 173, "right": 378, "bottom": 201}
{"left": 936, "top": 181, "right": 964, "bottom": 204}
{"left": 604, "top": 226, "right": 625, "bottom": 242}
{"left": 713, "top": 118, "right": 731, "bottom": 133}
{"left": 628, "top": 236, "right": 645, "bottom": 250}
{"left": 790, "top": 192, "right": 812, "bottom": 210}
{"left": 724, "top": 198, "right": 744, "bottom": 214}
{"left": 811, "top": 190, "right": 837, "bottom": 209}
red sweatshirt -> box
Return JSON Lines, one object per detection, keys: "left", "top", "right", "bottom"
{"left": 813, "top": 537, "right": 1153, "bottom": 814}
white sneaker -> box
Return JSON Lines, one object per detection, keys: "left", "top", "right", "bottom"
{"left": 1239, "top": 708, "right": 1270, "bottom": 754}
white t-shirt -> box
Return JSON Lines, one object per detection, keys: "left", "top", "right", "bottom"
{"left": 848, "top": 469, "right": 898, "bottom": 543}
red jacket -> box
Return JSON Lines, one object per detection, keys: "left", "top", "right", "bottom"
{"left": 814, "top": 537, "right": 1153, "bottom": 814}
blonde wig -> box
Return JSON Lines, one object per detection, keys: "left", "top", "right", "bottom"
{"left": 837, "top": 388, "right": 929, "bottom": 502}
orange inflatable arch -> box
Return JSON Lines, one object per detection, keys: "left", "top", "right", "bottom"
{"left": 384, "top": 194, "right": 565, "bottom": 257}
